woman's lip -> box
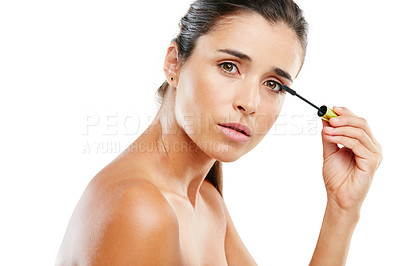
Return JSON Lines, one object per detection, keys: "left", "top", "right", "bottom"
{"left": 217, "top": 124, "right": 251, "bottom": 143}
{"left": 218, "top": 122, "right": 252, "bottom": 137}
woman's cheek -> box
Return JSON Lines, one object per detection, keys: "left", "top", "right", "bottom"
{"left": 254, "top": 114, "right": 271, "bottom": 135}
{"left": 254, "top": 105, "right": 282, "bottom": 135}
{"left": 270, "top": 93, "right": 285, "bottom": 113}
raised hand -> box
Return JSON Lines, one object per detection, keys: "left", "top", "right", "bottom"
{"left": 320, "top": 107, "right": 382, "bottom": 214}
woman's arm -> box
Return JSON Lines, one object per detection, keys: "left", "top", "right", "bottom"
{"left": 310, "top": 107, "right": 382, "bottom": 265}
{"left": 309, "top": 201, "right": 359, "bottom": 265}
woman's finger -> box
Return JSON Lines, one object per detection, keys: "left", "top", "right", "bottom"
{"left": 323, "top": 134, "right": 381, "bottom": 173}
{"left": 329, "top": 107, "right": 379, "bottom": 146}
{"left": 322, "top": 125, "right": 379, "bottom": 155}
{"left": 321, "top": 120, "right": 340, "bottom": 159}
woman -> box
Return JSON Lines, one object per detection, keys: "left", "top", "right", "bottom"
{"left": 56, "top": 0, "right": 382, "bottom": 265}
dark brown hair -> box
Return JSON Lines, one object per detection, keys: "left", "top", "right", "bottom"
{"left": 157, "top": 0, "right": 308, "bottom": 196}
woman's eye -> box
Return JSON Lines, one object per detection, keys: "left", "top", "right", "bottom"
{"left": 220, "top": 62, "right": 238, "bottom": 74}
{"left": 265, "top": 80, "right": 283, "bottom": 93}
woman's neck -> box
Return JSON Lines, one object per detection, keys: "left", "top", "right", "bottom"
{"left": 130, "top": 91, "right": 216, "bottom": 208}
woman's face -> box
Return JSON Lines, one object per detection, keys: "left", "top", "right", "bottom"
{"left": 173, "top": 13, "right": 303, "bottom": 162}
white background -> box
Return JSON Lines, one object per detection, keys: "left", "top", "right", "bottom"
{"left": 1, "top": 0, "right": 399, "bottom": 265}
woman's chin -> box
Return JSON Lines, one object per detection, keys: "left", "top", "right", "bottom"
{"left": 189, "top": 134, "right": 252, "bottom": 163}
{"left": 217, "top": 156, "right": 241, "bottom": 163}
{"left": 207, "top": 145, "right": 247, "bottom": 163}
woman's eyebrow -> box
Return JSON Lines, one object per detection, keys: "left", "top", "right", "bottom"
{"left": 274, "top": 68, "right": 293, "bottom": 83}
{"left": 216, "top": 48, "right": 293, "bottom": 82}
{"left": 217, "top": 49, "right": 252, "bottom": 61}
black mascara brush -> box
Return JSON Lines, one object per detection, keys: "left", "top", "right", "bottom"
{"left": 281, "top": 85, "right": 338, "bottom": 121}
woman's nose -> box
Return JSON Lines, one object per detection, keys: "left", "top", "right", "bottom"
{"left": 233, "top": 83, "right": 259, "bottom": 115}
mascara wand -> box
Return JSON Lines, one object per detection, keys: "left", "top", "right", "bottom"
{"left": 281, "top": 84, "right": 338, "bottom": 121}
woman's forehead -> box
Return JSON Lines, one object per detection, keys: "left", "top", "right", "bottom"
{"left": 203, "top": 13, "right": 299, "bottom": 50}
{"left": 192, "top": 13, "right": 303, "bottom": 77}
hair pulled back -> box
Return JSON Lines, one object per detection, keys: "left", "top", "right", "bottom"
{"left": 156, "top": 0, "right": 308, "bottom": 196}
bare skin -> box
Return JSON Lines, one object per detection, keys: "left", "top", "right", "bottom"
{"left": 56, "top": 12, "right": 382, "bottom": 266}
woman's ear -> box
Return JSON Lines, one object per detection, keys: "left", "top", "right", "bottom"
{"left": 163, "top": 42, "right": 180, "bottom": 87}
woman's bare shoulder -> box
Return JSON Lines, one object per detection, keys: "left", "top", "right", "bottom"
{"left": 56, "top": 175, "right": 182, "bottom": 265}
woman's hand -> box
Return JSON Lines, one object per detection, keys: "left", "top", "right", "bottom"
{"left": 321, "top": 106, "right": 382, "bottom": 216}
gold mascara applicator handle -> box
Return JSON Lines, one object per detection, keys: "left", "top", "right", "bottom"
{"left": 318, "top": 105, "right": 338, "bottom": 121}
